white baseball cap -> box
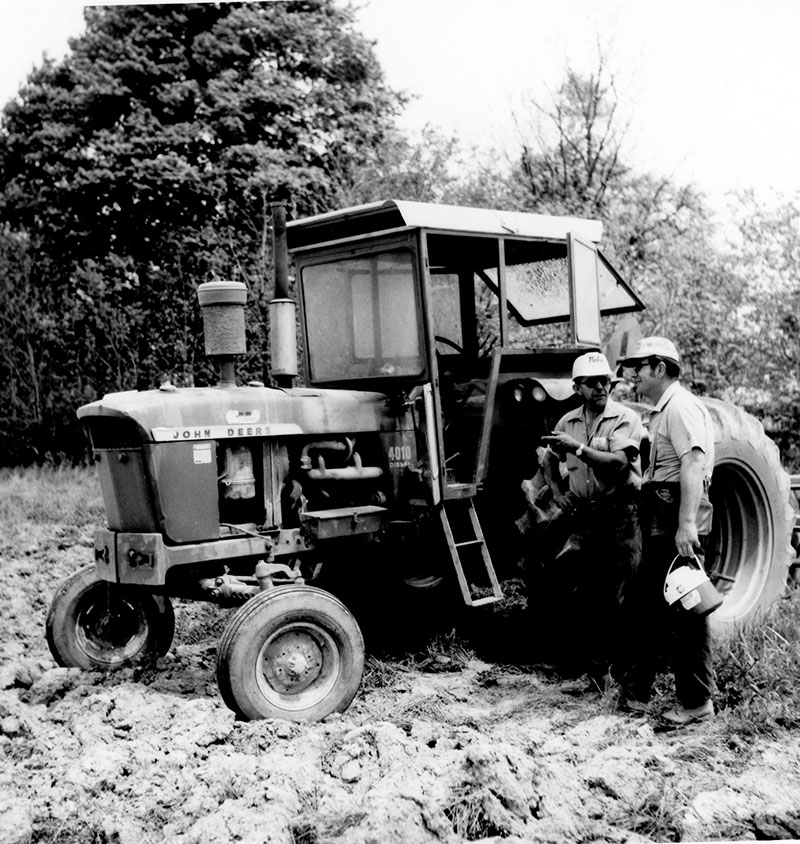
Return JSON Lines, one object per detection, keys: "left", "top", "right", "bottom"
{"left": 619, "top": 336, "right": 680, "bottom": 369}
{"left": 572, "top": 352, "right": 613, "bottom": 381}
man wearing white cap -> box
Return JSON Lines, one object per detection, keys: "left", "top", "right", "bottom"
{"left": 618, "top": 336, "right": 716, "bottom": 725}
{"left": 539, "top": 351, "right": 644, "bottom": 685}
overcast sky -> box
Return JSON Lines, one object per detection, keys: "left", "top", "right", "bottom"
{"left": 2, "top": 0, "right": 798, "bottom": 218}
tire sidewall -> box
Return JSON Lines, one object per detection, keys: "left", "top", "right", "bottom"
{"left": 708, "top": 422, "right": 793, "bottom": 632}
{"left": 46, "top": 566, "right": 174, "bottom": 669}
{"left": 218, "top": 586, "right": 365, "bottom": 721}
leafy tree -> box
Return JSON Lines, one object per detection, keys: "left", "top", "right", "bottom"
{"left": 330, "top": 124, "right": 510, "bottom": 209}
{"left": 723, "top": 192, "right": 800, "bottom": 468}
{"left": 506, "top": 58, "right": 745, "bottom": 396}
{"left": 0, "top": 1, "right": 402, "bottom": 463}
{"left": 610, "top": 174, "right": 749, "bottom": 395}
{"left": 0, "top": 229, "right": 46, "bottom": 463}
{"left": 509, "top": 57, "right": 628, "bottom": 218}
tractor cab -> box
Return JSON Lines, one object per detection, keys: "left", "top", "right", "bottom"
{"left": 287, "top": 200, "right": 644, "bottom": 503}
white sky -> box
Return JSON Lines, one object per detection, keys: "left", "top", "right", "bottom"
{"left": 2, "top": 0, "right": 799, "bottom": 218}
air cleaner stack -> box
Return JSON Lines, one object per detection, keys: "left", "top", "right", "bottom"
{"left": 197, "top": 281, "right": 248, "bottom": 387}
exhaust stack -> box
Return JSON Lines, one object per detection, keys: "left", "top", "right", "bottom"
{"left": 269, "top": 190, "right": 297, "bottom": 387}
{"left": 197, "top": 281, "right": 248, "bottom": 388}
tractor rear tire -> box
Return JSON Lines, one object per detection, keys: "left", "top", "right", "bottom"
{"left": 216, "top": 585, "right": 364, "bottom": 722}
{"left": 46, "top": 566, "right": 175, "bottom": 669}
{"left": 701, "top": 398, "right": 795, "bottom": 633}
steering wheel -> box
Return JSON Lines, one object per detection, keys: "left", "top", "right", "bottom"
{"left": 434, "top": 335, "right": 464, "bottom": 354}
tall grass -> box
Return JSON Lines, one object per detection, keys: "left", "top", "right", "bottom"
{"left": 714, "top": 583, "right": 800, "bottom": 736}
{"left": 0, "top": 466, "right": 103, "bottom": 527}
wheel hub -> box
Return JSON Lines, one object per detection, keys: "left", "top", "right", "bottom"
{"left": 264, "top": 630, "right": 324, "bottom": 694}
{"left": 75, "top": 591, "right": 149, "bottom": 663}
{"left": 284, "top": 653, "right": 308, "bottom": 677}
{"left": 82, "top": 598, "right": 141, "bottom": 649}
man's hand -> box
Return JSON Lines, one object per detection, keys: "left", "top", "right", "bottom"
{"left": 542, "top": 432, "right": 581, "bottom": 456}
{"left": 675, "top": 520, "right": 701, "bottom": 558}
{"left": 553, "top": 490, "right": 574, "bottom": 514}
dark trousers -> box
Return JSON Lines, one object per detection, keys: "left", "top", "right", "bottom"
{"left": 622, "top": 484, "right": 713, "bottom": 708}
{"left": 526, "top": 493, "right": 641, "bottom": 678}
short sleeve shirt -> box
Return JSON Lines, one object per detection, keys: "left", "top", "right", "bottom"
{"left": 645, "top": 382, "right": 715, "bottom": 483}
{"left": 554, "top": 397, "right": 644, "bottom": 499}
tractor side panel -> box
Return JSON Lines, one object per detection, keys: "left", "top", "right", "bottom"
{"left": 147, "top": 441, "right": 220, "bottom": 543}
{"left": 95, "top": 448, "right": 159, "bottom": 534}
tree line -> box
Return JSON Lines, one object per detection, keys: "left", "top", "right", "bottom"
{"left": 0, "top": 1, "right": 797, "bottom": 469}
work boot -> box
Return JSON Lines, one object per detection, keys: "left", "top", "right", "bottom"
{"left": 662, "top": 699, "right": 714, "bottom": 726}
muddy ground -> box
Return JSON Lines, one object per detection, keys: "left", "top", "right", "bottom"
{"left": 2, "top": 517, "right": 800, "bottom": 844}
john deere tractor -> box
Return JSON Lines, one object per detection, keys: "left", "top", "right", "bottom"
{"left": 46, "top": 199, "right": 796, "bottom": 721}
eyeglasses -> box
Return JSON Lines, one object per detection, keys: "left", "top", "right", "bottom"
{"left": 630, "top": 358, "right": 659, "bottom": 373}
{"left": 576, "top": 376, "right": 610, "bottom": 389}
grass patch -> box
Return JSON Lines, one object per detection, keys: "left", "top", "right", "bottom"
{"left": 29, "top": 816, "right": 109, "bottom": 843}
{"left": 714, "top": 583, "right": 800, "bottom": 737}
{"left": 404, "top": 629, "right": 475, "bottom": 673}
{"left": 608, "top": 777, "right": 687, "bottom": 842}
{"left": 360, "top": 655, "right": 406, "bottom": 692}
{"left": 456, "top": 578, "right": 536, "bottom": 664}
{"left": 173, "top": 600, "right": 232, "bottom": 646}
{"left": 0, "top": 465, "right": 103, "bottom": 526}
{"left": 443, "top": 784, "right": 512, "bottom": 841}
{"left": 397, "top": 691, "right": 452, "bottom": 723}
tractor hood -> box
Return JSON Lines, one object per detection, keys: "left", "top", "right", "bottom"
{"left": 78, "top": 385, "right": 394, "bottom": 445}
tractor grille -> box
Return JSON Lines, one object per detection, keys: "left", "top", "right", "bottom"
{"left": 85, "top": 418, "right": 148, "bottom": 450}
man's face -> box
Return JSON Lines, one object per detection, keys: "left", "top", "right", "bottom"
{"left": 627, "top": 358, "right": 660, "bottom": 401}
{"left": 574, "top": 375, "right": 611, "bottom": 412}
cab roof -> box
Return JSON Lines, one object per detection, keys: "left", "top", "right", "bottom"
{"left": 286, "top": 199, "right": 603, "bottom": 252}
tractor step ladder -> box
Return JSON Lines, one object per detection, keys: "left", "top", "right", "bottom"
{"left": 439, "top": 499, "right": 503, "bottom": 607}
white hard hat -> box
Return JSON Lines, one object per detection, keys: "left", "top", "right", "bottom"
{"left": 619, "top": 336, "right": 680, "bottom": 369}
{"left": 572, "top": 352, "right": 613, "bottom": 381}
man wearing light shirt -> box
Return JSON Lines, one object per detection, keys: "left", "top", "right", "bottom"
{"left": 619, "top": 337, "right": 716, "bottom": 726}
{"left": 540, "top": 351, "right": 643, "bottom": 687}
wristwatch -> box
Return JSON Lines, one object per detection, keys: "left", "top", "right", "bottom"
{"left": 575, "top": 444, "right": 585, "bottom": 458}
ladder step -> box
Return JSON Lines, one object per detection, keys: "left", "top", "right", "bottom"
{"left": 470, "top": 595, "right": 503, "bottom": 607}
{"left": 439, "top": 500, "right": 503, "bottom": 607}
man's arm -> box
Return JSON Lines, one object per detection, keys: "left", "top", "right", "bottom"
{"left": 542, "top": 430, "right": 628, "bottom": 474}
{"left": 676, "top": 448, "right": 706, "bottom": 557}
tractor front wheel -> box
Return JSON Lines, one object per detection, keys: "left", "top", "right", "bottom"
{"left": 216, "top": 585, "right": 364, "bottom": 721}
{"left": 46, "top": 566, "right": 175, "bottom": 669}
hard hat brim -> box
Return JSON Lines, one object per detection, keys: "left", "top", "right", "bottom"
{"left": 618, "top": 354, "right": 680, "bottom": 370}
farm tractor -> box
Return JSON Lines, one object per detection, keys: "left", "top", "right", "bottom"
{"left": 46, "top": 199, "right": 798, "bottom": 721}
